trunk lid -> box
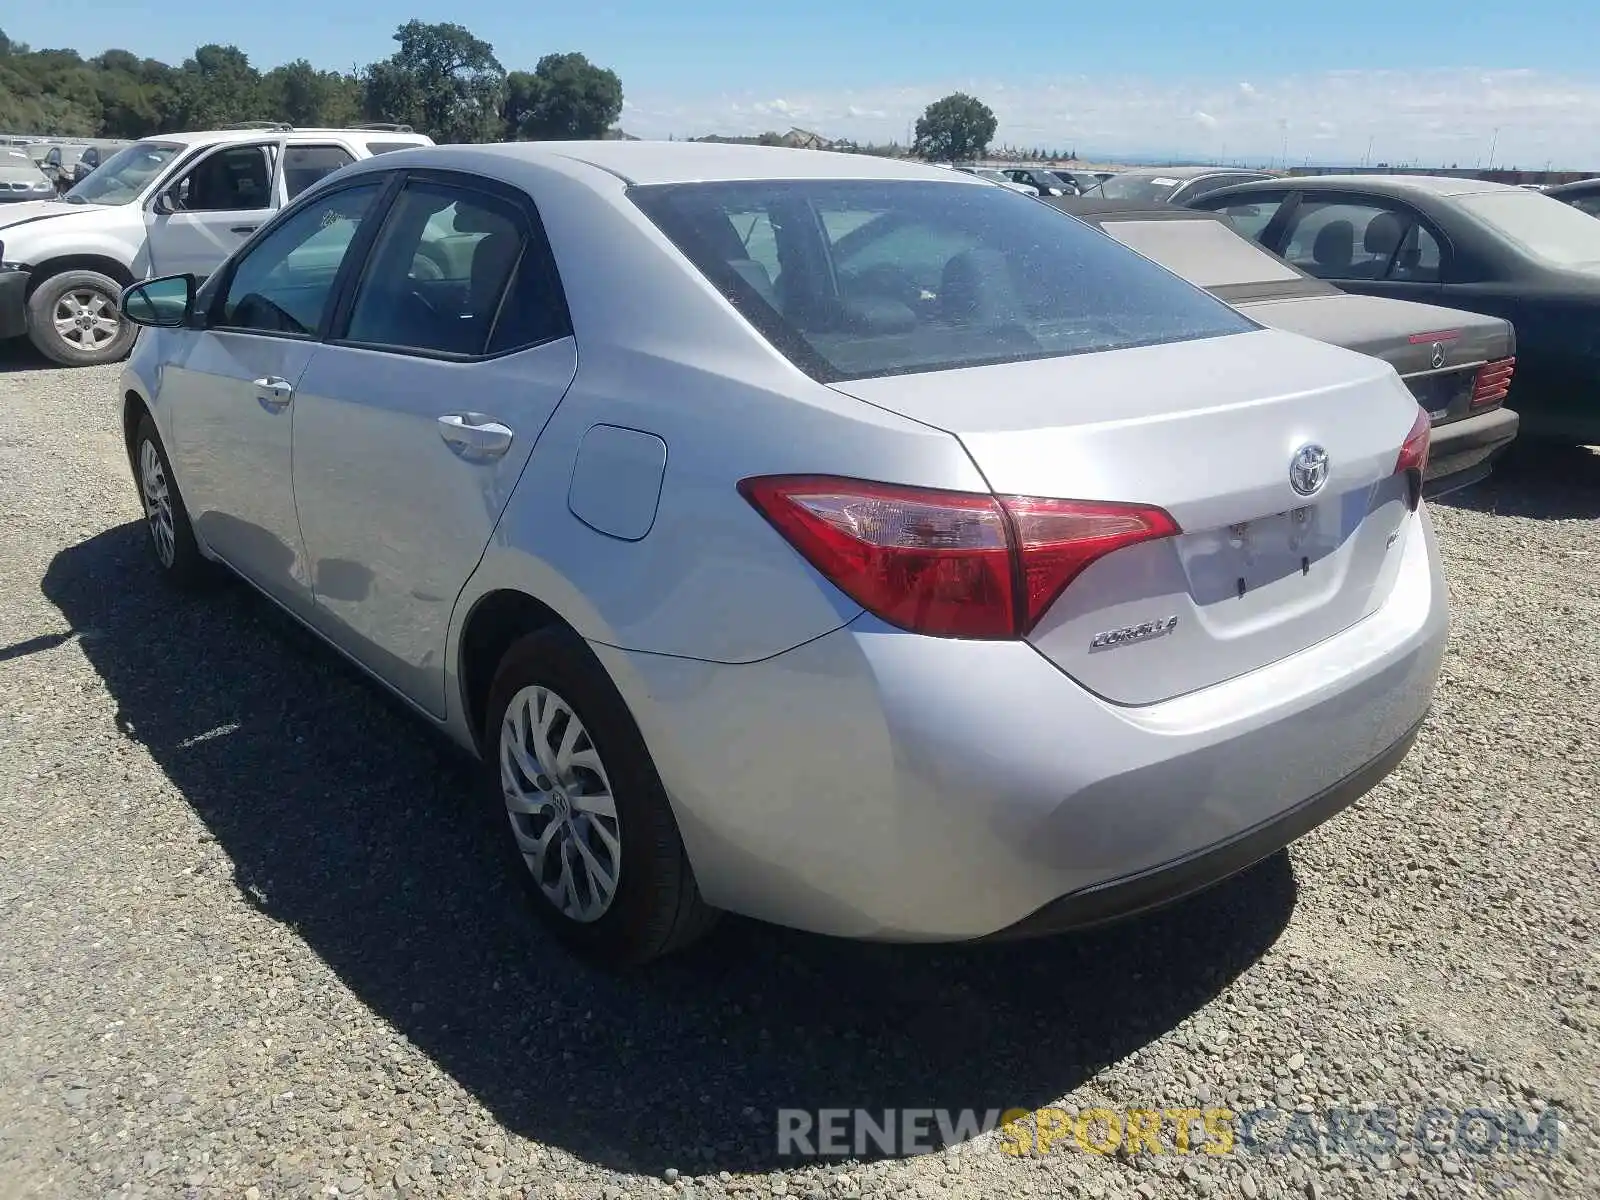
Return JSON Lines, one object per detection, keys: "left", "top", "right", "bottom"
{"left": 829, "top": 327, "right": 1423, "bottom": 705}
{"left": 1241, "top": 292, "right": 1515, "bottom": 426}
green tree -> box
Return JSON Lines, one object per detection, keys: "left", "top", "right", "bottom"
{"left": 911, "top": 92, "right": 997, "bottom": 162}
{"left": 171, "top": 44, "right": 264, "bottom": 128}
{"left": 262, "top": 58, "right": 361, "bottom": 126}
{"left": 502, "top": 52, "right": 621, "bottom": 140}
{"left": 362, "top": 20, "right": 504, "bottom": 144}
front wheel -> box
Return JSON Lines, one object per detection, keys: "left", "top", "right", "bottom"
{"left": 132, "top": 414, "right": 208, "bottom": 588}
{"left": 26, "top": 269, "right": 137, "bottom": 366}
{"left": 484, "top": 629, "right": 718, "bottom": 965}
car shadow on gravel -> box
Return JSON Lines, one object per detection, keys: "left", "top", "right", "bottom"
{"left": 43, "top": 523, "right": 1297, "bottom": 1176}
{"left": 1436, "top": 441, "right": 1600, "bottom": 520}
{"left": 0, "top": 342, "right": 52, "bottom": 373}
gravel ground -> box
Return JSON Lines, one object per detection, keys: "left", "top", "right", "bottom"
{"left": 0, "top": 346, "right": 1595, "bottom": 1200}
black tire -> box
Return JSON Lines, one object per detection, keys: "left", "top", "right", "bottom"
{"left": 131, "top": 414, "right": 209, "bottom": 589}
{"left": 26, "top": 269, "right": 137, "bottom": 367}
{"left": 483, "top": 628, "right": 718, "bottom": 965}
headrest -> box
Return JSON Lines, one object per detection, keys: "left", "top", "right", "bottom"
{"left": 1363, "top": 211, "right": 1406, "bottom": 256}
{"left": 452, "top": 205, "right": 513, "bottom": 236}
{"left": 1312, "top": 220, "right": 1354, "bottom": 269}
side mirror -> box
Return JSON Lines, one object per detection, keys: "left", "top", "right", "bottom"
{"left": 121, "top": 275, "right": 196, "bottom": 329}
{"left": 152, "top": 190, "right": 178, "bottom": 216}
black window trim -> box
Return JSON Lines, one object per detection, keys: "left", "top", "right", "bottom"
{"left": 322, "top": 167, "right": 574, "bottom": 364}
{"left": 204, "top": 171, "right": 404, "bottom": 344}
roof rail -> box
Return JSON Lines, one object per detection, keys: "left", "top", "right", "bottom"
{"left": 352, "top": 122, "right": 415, "bottom": 133}
{"left": 219, "top": 121, "right": 295, "bottom": 131}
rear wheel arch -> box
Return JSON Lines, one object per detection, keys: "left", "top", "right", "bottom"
{"left": 458, "top": 589, "right": 578, "bottom": 754}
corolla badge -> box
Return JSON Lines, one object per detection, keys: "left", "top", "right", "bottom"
{"left": 1090, "top": 616, "right": 1179, "bottom": 650}
{"left": 1289, "top": 443, "right": 1330, "bottom": 497}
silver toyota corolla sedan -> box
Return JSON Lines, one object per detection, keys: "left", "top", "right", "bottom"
{"left": 116, "top": 142, "right": 1448, "bottom": 965}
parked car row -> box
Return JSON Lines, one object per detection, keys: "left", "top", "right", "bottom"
{"left": 111, "top": 142, "right": 1449, "bottom": 965}
{"left": 20, "top": 139, "right": 133, "bottom": 191}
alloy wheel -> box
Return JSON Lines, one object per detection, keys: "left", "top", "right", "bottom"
{"left": 53, "top": 288, "right": 121, "bottom": 352}
{"left": 139, "top": 438, "right": 176, "bottom": 567}
{"left": 499, "top": 685, "right": 622, "bottom": 922}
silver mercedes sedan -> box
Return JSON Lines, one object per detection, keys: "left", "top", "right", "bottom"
{"left": 116, "top": 142, "right": 1448, "bottom": 964}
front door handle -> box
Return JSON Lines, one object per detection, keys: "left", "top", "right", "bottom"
{"left": 231, "top": 224, "right": 259, "bottom": 235}
{"left": 252, "top": 376, "right": 294, "bottom": 412}
{"left": 438, "top": 413, "right": 514, "bottom": 461}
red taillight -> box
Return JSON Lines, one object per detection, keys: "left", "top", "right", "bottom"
{"left": 1395, "top": 407, "right": 1431, "bottom": 510}
{"left": 737, "top": 475, "right": 1179, "bottom": 639}
{"left": 1470, "top": 356, "right": 1515, "bottom": 408}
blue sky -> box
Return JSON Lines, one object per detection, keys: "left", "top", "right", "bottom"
{"left": 9, "top": 3, "right": 1600, "bottom": 164}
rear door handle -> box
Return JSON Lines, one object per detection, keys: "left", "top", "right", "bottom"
{"left": 231, "top": 224, "right": 259, "bottom": 235}
{"left": 252, "top": 376, "right": 294, "bottom": 411}
{"left": 438, "top": 413, "right": 514, "bottom": 461}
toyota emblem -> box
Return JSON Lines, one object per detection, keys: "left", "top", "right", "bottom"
{"left": 1289, "top": 444, "right": 1330, "bottom": 497}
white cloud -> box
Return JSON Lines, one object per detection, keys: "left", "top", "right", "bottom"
{"left": 618, "top": 69, "right": 1600, "bottom": 167}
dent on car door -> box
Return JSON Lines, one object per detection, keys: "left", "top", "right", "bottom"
{"left": 145, "top": 142, "right": 282, "bottom": 278}
{"left": 158, "top": 179, "right": 389, "bottom": 616}
{"left": 289, "top": 176, "right": 579, "bottom": 717}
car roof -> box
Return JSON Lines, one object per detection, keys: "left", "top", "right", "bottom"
{"left": 1545, "top": 177, "right": 1600, "bottom": 196}
{"left": 1226, "top": 173, "right": 1525, "bottom": 198}
{"left": 146, "top": 128, "right": 433, "bottom": 148}
{"left": 1105, "top": 165, "right": 1264, "bottom": 180}
{"left": 432, "top": 140, "right": 987, "bottom": 187}
{"left": 1049, "top": 197, "right": 1224, "bottom": 220}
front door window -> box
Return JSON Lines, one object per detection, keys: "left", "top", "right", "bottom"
{"left": 214, "top": 182, "right": 385, "bottom": 337}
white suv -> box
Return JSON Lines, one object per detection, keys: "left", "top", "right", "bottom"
{"left": 0, "top": 123, "right": 433, "bottom": 365}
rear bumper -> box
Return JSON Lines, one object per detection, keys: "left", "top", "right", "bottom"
{"left": 986, "top": 712, "right": 1424, "bottom": 939}
{"left": 1424, "top": 404, "right": 1518, "bottom": 497}
{"left": 594, "top": 507, "right": 1449, "bottom": 942}
{"left": 0, "top": 270, "right": 28, "bottom": 341}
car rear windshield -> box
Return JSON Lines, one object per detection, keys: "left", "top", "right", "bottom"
{"left": 1086, "top": 173, "right": 1187, "bottom": 203}
{"left": 1454, "top": 189, "right": 1600, "bottom": 268}
{"left": 629, "top": 178, "right": 1255, "bottom": 381}
{"left": 1097, "top": 217, "right": 1304, "bottom": 288}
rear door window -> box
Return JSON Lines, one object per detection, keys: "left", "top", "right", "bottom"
{"left": 631, "top": 178, "right": 1255, "bottom": 382}
{"left": 282, "top": 144, "right": 356, "bottom": 200}
{"left": 341, "top": 180, "right": 567, "bottom": 357}
{"left": 1280, "top": 198, "right": 1442, "bottom": 283}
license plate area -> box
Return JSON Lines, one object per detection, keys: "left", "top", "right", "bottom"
{"left": 1177, "top": 502, "right": 1348, "bottom": 604}
{"left": 1405, "top": 368, "right": 1475, "bottom": 424}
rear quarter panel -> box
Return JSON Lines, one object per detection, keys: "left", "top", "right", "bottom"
{"left": 444, "top": 156, "right": 986, "bottom": 739}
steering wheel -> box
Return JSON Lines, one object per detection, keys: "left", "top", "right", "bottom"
{"left": 410, "top": 251, "right": 445, "bottom": 283}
